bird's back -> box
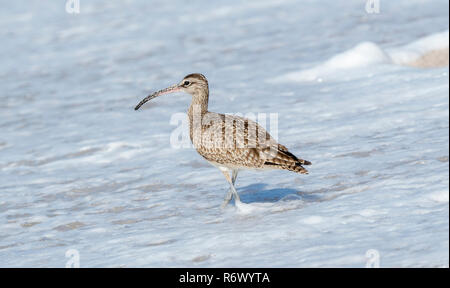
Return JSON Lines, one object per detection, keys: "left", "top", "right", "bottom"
{"left": 190, "top": 112, "right": 311, "bottom": 173}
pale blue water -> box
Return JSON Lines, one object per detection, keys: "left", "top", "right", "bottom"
{"left": 0, "top": 0, "right": 448, "bottom": 267}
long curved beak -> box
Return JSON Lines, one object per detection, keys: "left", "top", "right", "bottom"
{"left": 134, "top": 84, "right": 181, "bottom": 110}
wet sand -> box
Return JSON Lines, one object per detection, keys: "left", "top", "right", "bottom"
{"left": 407, "top": 48, "right": 449, "bottom": 68}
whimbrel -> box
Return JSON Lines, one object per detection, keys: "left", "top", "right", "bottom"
{"left": 135, "top": 74, "right": 311, "bottom": 207}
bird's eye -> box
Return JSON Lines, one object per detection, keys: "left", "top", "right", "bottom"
{"left": 183, "top": 80, "right": 190, "bottom": 86}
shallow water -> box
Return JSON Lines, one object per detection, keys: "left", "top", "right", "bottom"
{"left": 0, "top": 0, "right": 448, "bottom": 267}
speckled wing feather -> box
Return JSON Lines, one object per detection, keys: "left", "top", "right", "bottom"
{"left": 193, "top": 112, "right": 311, "bottom": 174}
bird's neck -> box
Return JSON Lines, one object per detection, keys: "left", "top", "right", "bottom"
{"left": 187, "top": 89, "right": 209, "bottom": 120}
{"left": 187, "top": 89, "right": 209, "bottom": 145}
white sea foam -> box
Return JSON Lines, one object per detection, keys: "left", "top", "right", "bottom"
{"left": 389, "top": 30, "right": 449, "bottom": 65}
{"left": 273, "top": 30, "right": 449, "bottom": 83}
{"left": 0, "top": 0, "right": 448, "bottom": 268}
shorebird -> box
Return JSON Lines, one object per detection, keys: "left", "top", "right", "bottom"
{"left": 135, "top": 73, "right": 311, "bottom": 207}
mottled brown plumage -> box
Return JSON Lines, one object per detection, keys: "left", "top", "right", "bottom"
{"left": 135, "top": 73, "right": 311, "bottom": 207}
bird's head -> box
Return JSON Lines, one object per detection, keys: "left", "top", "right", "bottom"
{"left": 135, "top": 73, "right": 208, "bottom": 110}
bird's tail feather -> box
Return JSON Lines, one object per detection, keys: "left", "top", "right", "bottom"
{"left": 264, "top": 161, "right": 309, "bottom": 174}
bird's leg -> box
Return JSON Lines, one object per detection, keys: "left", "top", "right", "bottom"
{"left": 221, "top": 170, "right": 233, "bottom": 208}
{"left": 232, "top": 169, "right": 238, "bottom": 185}
{"left": 224, "top": 170, "right": 239, "bottom": 202}
{"left": 231, "top": 169, "right": 240, "bottom": 203}
{"left": 221, "top": 169, "right": 240, "bottom": 208}
{"left": 222, "top": 190, "right": 233, "bottom": 208}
